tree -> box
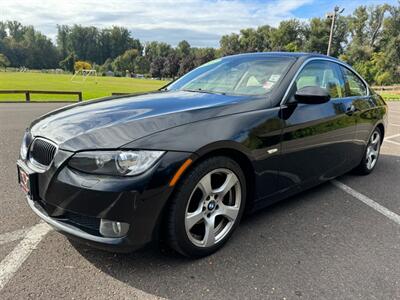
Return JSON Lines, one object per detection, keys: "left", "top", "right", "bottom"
{"left": 0, "top": 53, "right": 10, "bottom": 71}
{"left": 110, "top": 26, "right": 140, "bottom": 59}
{"left": 56, "top": 25, "right": 70, "bottom": 60}
{"left": 145, "top": 41, "right": 173, "bottom": 62}
{"left": 7, "top": 21, "right": 26, "bottom": 42}
{"left": 162, "top": 52, "right": 180, "bottom": 78}
{"left": 193, "top": 48, "right": 216, "bottom": 66}
{"left": 98, "top": 29, "right": 113, "bottom": 64}
{"left": 112, "top": 49, "right": 140, "bottom": 73}
{"left": 270, "top": 19, "right": 306, "bottom": 51}
{"left": 55, "top": 25, "right": 142, "bottom": 65}
{"left": 220, "top": 33, "right": 240, "bottom": 55}
{"left": 375, "top": 71, "right": 392, "bottom": 85}
{"left": 150, "top": 56, "right": 165, "bottom": 79}
{"left": 134, "top": 56, "right": 150, "bottom": 74}
{"left": 22, "top": 27, "right": 59, "bottom": 69}
{"left": 59, "top": 52, "right": 76, "bottom": 73}
{"left": 1, "top": 38, "right": 27, "bottom": 68}
{"left": 179, "top": 55, "right": 195, "bottom": 76}
{"left": 256, "top": 25, "right": 275, "bottom": 51}
{"left": 0, "top": 22, "right": 7, "bottom": 40}
{"left": 177, "top": 40, "right": 191, "bottom": 57}
{"left": 68, "top": 25, "right": 99, "bottom": 62}
{"left": 368, "top": 4, "right": 390, "bottom": 48}
{"left": 340, "top": 4, "right": 400, "bottom": 84}
{"left": 349, "top": 6, "right": 369, "bottom": 45}
{"left": 304, "top": 18, "right": 330, "bottom": 54}
{"left": 99, "top": 58, "right": 114, "bottom": 74}
{"left": 348, "top": 5, "right": 389, "bottom": 49}
{"left": 379, "top": 4, "right": 400, "bottom": 83}
{"left": 239, "top": 28, "right": 263, "bottom": 52}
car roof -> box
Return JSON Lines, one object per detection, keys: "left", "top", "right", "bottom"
{"left": 223, "top": 51, "right": 342, "bottom": 62}
{"left": 222, "top": 51, "right": 351, "bottom": 70}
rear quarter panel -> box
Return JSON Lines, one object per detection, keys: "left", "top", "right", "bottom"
{"left": 354, "top": 91, "right": 388, "bottom": 149}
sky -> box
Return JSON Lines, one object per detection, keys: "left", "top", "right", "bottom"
{"left": 0, "top": 0, "right": 398, "bottom": 47}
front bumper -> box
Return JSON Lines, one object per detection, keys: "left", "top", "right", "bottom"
{"left": 26, "top": 195, "right": 132, "bottom": 251}
{"left": 19, "top": 150, "right": 194, "bottom": 252}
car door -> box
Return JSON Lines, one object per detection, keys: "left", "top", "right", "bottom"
{"left": 278, "top": 59, "right": 357, "bottom": 192}
{"left": 339, "top": 65, "right": 374, "bottom": 162}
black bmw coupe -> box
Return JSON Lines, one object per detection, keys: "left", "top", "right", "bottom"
{"left": 17, "top": 52, "right": 388, "bottom": 257}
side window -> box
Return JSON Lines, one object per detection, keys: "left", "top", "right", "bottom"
{"left": 295, "top": 61, "right": 344, "bottom": 99}
{"left": 341, "top": 67, "right": 367, "bottom": 97}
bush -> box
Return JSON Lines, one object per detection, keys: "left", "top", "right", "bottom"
{"left": 375, "top": 72, "right": 392, "bottom": 86}
{"left": 74, "top": 61, "right": 92, "bottom": 71}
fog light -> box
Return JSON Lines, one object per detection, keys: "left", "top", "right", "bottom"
{"left": 99, "top": 219, "right": 129, "bottom": 238}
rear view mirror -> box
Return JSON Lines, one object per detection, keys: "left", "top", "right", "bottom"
{"left": 294, "top": 86, "right": 330, "bottom": 104}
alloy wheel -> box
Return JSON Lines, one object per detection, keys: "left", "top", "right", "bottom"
{"left": 184, "top": 168, "right": 242, "bottom": 248}
{"left": 366, "top": 131, "right": 381, "bottom": 170}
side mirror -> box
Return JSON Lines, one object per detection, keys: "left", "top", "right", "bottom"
{"left": 294, "top": 86, "right": 330, "bottom": 104}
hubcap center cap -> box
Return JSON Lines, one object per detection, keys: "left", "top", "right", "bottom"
{"left": 207, "top": 200, "right": 216, "bottom": 211}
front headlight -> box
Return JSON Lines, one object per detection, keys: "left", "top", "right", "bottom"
{"left": 20, "top": 131, "right": 29, "bottom": 160}
{"left": 68, "top": 150, "right": 165, "bottom": 176}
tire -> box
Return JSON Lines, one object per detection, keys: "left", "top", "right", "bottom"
{"left": 354, "top": 127, "right": 382, "bottom": 175}
{"left": 167, "top": 156, "right": 246, "bottom": 258}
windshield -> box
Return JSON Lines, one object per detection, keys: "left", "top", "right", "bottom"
{"left": 167, "top": 56, "right": 294, "bottom": 96}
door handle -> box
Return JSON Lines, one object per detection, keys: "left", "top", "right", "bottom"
{"left": 345, "top": 104, "right": 357, "bottom": 116}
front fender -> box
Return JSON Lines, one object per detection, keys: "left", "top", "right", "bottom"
{"left": 122, "top": 108, "right": 282, "bottom": 154}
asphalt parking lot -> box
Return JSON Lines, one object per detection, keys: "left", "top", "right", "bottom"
{"left": 0, "top": 102, "right": 399, "bottom": 299}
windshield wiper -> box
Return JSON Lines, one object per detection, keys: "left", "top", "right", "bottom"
{"left": 181, "top": 88, "right": 226, "bottom": 95}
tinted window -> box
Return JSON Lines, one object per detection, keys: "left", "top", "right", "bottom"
{"left": 167, "top": 57, "right": 294, "bottom": 96}
{"left": 341, "top": 67, "right": 367, "bottom": 97}
{"left": 295, "top": 61, "right": 344, "bottom": 98}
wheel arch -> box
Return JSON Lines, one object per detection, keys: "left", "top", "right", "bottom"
{"left": 156, "top": 141, "right": 257, "bottom": 245}
{"left": 160, "top": 141, "right": 256, "bottom": 230}
{"left": 191, "top": 142, "right": 256, "bottom": 213}
{"left": 376, "top": 122, "right": 385, "bottom": 139}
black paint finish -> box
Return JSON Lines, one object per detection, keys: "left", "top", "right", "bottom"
{"left": 19, "top": 52, "right": 388, "bottom": 251}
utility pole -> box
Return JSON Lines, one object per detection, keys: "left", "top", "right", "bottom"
{"left": 326, "top": 6, "right": 344, "bottom": 56}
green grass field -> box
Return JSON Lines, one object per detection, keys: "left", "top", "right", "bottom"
{"left": 380, "top": 93, "right": 400, "bottom": 101}
{"left": 0, "top": 72, "right": 168, "bottom": 102}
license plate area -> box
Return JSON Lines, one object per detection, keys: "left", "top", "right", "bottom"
{"left": 17, "top": 162, "right": 38, "bottom": 201}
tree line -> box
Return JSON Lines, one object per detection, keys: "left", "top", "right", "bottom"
{"left": 0, "top": 2, "right": 399, "bottom": 85}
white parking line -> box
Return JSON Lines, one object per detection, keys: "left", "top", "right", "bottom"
{"left": 0, "top": 223, "right": 51, "bottom": 291}
{"left": 385, "top": 139, "right": 400, "bottom": 146}
{"left": 0, "top": 228, "right": 30, "bottom": 246}
{"left": 332, "top": 180, "right": 400, "bottom": 225}
{"left": 385, "top": 133, "right": 400, "bottom": 140}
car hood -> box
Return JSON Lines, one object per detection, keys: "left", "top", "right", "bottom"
{"left": 30, "top": 90, "right": 269, "bottom": 151}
